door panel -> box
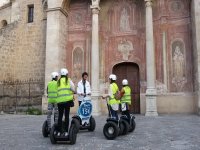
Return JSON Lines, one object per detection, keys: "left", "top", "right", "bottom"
{"left": 113, "top": 62, "right": 140, "bottom": 114}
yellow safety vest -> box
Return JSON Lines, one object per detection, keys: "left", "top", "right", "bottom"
{"left": 47, "top": 80, "right": 57, "bottom": 103}
{"left": 121, "top": 86, "right": 131, "bottom": 105}
{"left": 57, "top": 77, "right": 73, "bottom": 103}
{"left": 108, "top": 82, "right": 120, "bottom": 105}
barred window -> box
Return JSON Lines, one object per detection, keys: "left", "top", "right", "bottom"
{"left": 28, "top": 5, "right": 34, "bottom": 23}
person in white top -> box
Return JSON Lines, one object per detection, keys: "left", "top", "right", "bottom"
{"left": 77, "top": 72, "right": 91, "bottom": 106}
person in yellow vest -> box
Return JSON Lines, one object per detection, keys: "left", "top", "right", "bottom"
{"left": 103, "top": 74, "right": 120, "bottom": 120}
{"left": 47, "top": 72, "right": 59, "bottom": 132}
{"left": 57, "top": 68, "right": 75, "bottom": 136}
{"left": 120, "top": 79, "right": 131, "bottom": 120}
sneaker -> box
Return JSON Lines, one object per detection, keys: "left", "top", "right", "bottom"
{"left": 64, "top": 132, "right": 68, "bottom": 136}
{"left": 57, "top": 132, "right": 61, "bottom": 136}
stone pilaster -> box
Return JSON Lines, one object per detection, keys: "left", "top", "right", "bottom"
{"left": 191, "top": 0, "right": 200, "bottom": 115}
{"left": 90, "top": 1, "right": 101, "bottom": 116}
{"left": 42, "top": 1, "right": 68, "bottom": 112}
{"left": 145, "top": 0, "right": 158, "bottom": 116}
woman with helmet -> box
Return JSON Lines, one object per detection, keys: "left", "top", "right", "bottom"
{"left": 120, "top": 79, "right": 131, "bottom": 120}
{"left": 103, "top": 74, "right": 120, "bottom": 120}
{"left": 56, "top": 68, "right": 75, "bottom": 136}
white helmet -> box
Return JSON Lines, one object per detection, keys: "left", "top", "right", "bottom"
{"left": 60, "top": 68, "right": 68, "bottom": 75}
{"left": 122, "top": 79, "right": 128, "bottom": 85}
{"left": 51, "top": 72, "right": 58, "bottom": 79}
{"left": 109, "top": 74, "right": 117, "bottom": 81}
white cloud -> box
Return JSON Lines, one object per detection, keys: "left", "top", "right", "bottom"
{"left": 0, "top": 0, "right": 10, "bottom": 7}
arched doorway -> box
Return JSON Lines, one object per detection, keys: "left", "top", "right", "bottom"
{"left": 113, "top": 62, "right": 140, "bottom": 114}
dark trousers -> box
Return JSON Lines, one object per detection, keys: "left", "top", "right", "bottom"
{"left": 109, "top": 105, "right": 119, "bottom": 120}
{"left": 78, "top": 101, "right": 82, "bottom": 106}
{"left": 57, "top": 101, "right": 71, "bottom": 132}
{"left": 121, "top": 103, "right": 131, "bottom": 121}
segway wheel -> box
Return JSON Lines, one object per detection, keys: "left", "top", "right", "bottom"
{"left": 88, "top": 116, "right": 96, "bottom": 131}
{"left": 129, "top": 118, "right": 136, "bottom": 132}
{"left": 42, "top": 120, "right": 49, "bottom": 137}
{"left": 72, "top": 118, "right": 80, "bottom": 133}
{"left": 119, "top": 121, "right": 125, "bottom": 136}
{"left": 120, "top": 120, "right": 129, "bottom": 135}
{"left": 103, "top": 121, "right": 119, "bottom": 140}
{"left": 50, "top": 124, "right": 57, "bottom": 144}
{"left": 69, "top": 124, "right": 77, "bottom": 145}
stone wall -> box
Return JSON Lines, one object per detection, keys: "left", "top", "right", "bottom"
{"left": 0, "top": 0, "right": 46, "bottom": 112}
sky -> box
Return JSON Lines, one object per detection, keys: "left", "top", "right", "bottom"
{"left": 0, "top": 0, "right": 10, "bottom": 7}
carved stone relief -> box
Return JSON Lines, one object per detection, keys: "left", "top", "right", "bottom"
{"left": 120, "top": 7, "right": 131, "bottom": 32}
{"left": 117, "top": 39, "right": 134, "bottom": 60}
{"left": 73, "top": 47, "right": 83, "bottom": 84}
{"left": 73, "top": 13, "right": 83, "bottom": 24}
{"left": 171, "top": 40, "right": 187, "bottom": 91}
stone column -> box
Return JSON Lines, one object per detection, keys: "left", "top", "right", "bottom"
{"left": 191, "top": 0, "right": 200, "bottom": 115}
{"left": 42, "top": 2, "right": 68, "bottom": 112}
{"left": 145, "top": 0, "right": 158, "bottom": 116}
{"left": 90, "top": 2, "right": 101, "bottom": 116}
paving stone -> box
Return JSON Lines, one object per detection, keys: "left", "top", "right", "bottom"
{"left": 0, "top": 114, "right": 200, "bottom": 150}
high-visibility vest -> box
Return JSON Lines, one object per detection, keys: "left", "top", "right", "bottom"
{"left": 108, "top": 82, "right": 120, "bottom": 105}
{"left": 121, "top": 86, "right": 131, "bottom": 105}
{"left": 47, "top": 80, "right": 57, "bottom": 103}
{"left": 57, "top": 77, "right": 73, "bottom": 103}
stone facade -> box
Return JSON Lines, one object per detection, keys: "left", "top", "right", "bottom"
{"left": 1, "top": 0, "right": 200, "bottom": 115}
{"left": 0, "top": 0, "right": 46, "bottom": 112}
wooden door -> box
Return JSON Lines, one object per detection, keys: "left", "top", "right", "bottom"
{"left": 113, "top": 62, "right": 140, "bottom": 114}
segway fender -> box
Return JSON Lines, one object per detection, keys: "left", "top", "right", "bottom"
{"left": 106, "top": 118, "right": 118, "bottom": 124}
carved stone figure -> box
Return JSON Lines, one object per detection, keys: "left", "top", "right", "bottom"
{"left": 73, "top": 48, "right": 83, "bottom": 84}
{"left": 118, "top": 39, "right": 133, "bottom": 60}
{"left": 172, "top": 43, "right": 187, "bottom": 92}
{"left": 173, "top": 45, "right": 184, "bottom": 78}
{"left": 120, "top": 8, "right": 130, "bottom": 32}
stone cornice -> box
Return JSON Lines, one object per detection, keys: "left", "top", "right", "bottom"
{"left": 47, "top": 7, "right": 68, "bottom": 17}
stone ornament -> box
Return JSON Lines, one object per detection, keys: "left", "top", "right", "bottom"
{"left": 117, "top": 39, "right": 134, "bottom": 60}
{"left": 171, "top": 40, "right": 187, "bottom": 91}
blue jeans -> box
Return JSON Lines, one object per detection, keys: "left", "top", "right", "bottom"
{"left": 109, "top": 105, "right": 119, "bottom": 120}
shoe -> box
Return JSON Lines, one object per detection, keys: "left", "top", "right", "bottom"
{"left": 64, "top": 132, "right": 68, "bottom": 136}
{"left": 57, "top": 132, "right": 61, "bottom": 136}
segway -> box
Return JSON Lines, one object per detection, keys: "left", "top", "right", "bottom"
{"left": 72, "top": 96, "right": 96, "bottom": 133}
{"left": 102, "top": 97, "right": 129, "bottom": 140}
{"left": 49, "top": 119, "right": 77, "bottom": 145}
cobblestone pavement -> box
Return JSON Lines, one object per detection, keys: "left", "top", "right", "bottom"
{"left": 0, "top": 114, "right": 200, "bottom": 150}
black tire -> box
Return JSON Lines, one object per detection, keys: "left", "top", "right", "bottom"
{"left": 119, "top": 121, "right": 125, "bottom": 136}
{"left": 103, "top": 121, "right": 119, "bottom": 140}
{"left": 50, "top": 124, "right": 57, "bottom": 144}
{"left": 72, "top": 118, "right": 80, "bottom": 133}
{"left": 129, "top": 118, "right": 136, "bottom": 132}
{"left": 88, "top": 116, "right": 96, "bottom": 131}
{"left": 120, "top": 120, "right": 129, "bottom": 135}
{"left": 69, "top": 124, "right": 77, "bottom": 145}
{"left": 42, "top": 120, "right": 49, "bottom": 137}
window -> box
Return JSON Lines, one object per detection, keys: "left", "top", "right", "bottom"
{"left": 28, "top": 5, "right": 34, "bottom": 23}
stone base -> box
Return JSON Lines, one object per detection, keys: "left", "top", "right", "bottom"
{"left": 91, "top": 96, "right": 101, "bottom": 116}
{"left": 145, "top": 111, "right": 158, "bottom": 116}
{"left": 145, "top": 88, "right": 158, "bottom": 116}
{"left": 0, "top": 111, "right": 4, "bottom": 115}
